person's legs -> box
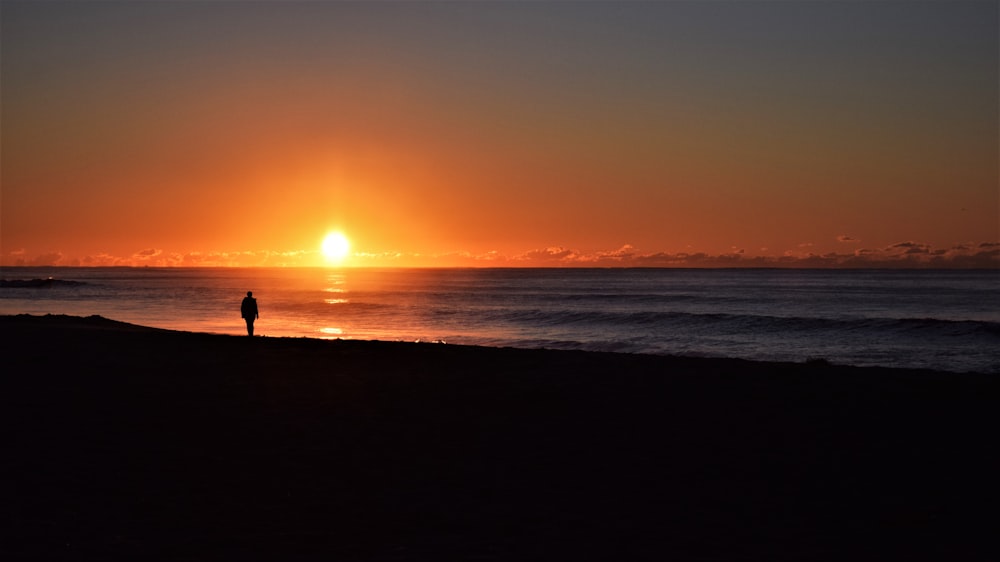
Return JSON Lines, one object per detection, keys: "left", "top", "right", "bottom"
{"left": 246, "top": 319, "right": 254, "bottom": 336}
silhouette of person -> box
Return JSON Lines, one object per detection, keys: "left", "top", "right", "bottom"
{"left": 241, "top": 291, "right": 259, "bottom": 336}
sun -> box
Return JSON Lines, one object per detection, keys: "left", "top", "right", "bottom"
{"left": 321, "top": 232, "right": 351, "bottom": 262}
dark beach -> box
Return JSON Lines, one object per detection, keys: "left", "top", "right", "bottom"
{"left": 5, "top": 314, "right": 996, "bottom": 560}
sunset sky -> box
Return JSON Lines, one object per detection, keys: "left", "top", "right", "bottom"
{"left": 2, "top": 0, "right": 997, "bottom": 268}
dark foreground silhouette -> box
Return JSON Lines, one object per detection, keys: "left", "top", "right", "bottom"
{"left": 4, "top": 314, "right": 996, "bottom": 561}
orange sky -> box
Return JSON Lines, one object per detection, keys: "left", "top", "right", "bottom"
{"left": 2, "top": 1, "right": 997, "bottom": 268}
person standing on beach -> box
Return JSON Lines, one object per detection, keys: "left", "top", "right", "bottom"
{"left": 241, "top": 291, "right": 259, "bottom": 336}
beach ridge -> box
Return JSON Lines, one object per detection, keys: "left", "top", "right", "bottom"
{"left": 5, "top": 313, "right": 995, "bottom": 560}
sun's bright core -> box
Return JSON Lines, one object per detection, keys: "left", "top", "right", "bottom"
{"left": 321, "top": 232, "right": 351, "bottom": 262}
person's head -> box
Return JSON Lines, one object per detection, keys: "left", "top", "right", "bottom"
{"left": 247, "top": 291, "right": 253, "bottom": 297}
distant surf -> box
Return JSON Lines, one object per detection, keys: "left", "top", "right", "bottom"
{"left": 1, "top": 278, "right": 87, "bottom": 288}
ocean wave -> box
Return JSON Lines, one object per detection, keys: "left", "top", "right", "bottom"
{"left": 480, "top": 307, "right": 1000, "bottom": 340}
{"left": 1, "top": 278, "right": 88, "bottom": 288}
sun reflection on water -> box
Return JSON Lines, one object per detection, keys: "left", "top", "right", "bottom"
{"left": 319, "top": 327, "right": 343, "bottom": 338}
{"left": 323, "top": 273, "right": 348, "bottom": 305}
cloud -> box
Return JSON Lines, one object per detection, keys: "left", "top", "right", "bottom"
{"left": 885, "top": 241, "right": 932, "bottom": 256}
{"left": 593, "top": 245, "right": 638, "bottom": 263}
{"left": 79, "top": 253, "right": 126, "bottom": 266}
{"left": 174, "top": 250, "right": 313, "bottom": 267}
{"left": 837, "top": 235, "right": 860, "bottom": 243}
{"left": 474, "top": 250, "right": 506, "bottom": 263}
{"left": 4, "top": 240, "right": 999, "bottom": 269}
{"left": 133, "top": 248, "right": 162, "bottom": 261}
{"left": 28, "top": 252, "right": 64, "bottom": 266}
{"left": 540, "top": 241, "right": 999, "bottom": 268}
{"left": 1, "top": 249, "right": 67, "bottom": 266}
{"left": 514, "top": 246, "right": 580, "bottom": 263}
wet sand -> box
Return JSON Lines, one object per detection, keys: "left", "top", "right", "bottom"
{"left": 4, "top": 314, "right": 996, "bottom": 560}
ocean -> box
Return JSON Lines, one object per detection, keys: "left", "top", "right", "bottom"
{"left": 2, "top": 267, "right": 998, "bottom": 374}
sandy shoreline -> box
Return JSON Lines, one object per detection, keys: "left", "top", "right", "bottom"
{"left": 5, "top": 314, "right": 996, "bottom": 560}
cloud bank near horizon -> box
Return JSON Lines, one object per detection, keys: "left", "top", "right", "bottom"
{"left": 4, "top": 241, "right": 998, "bottom": 269}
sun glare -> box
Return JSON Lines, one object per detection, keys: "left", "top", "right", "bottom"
{"left": 321, "top": 232, "right": 351, "bottom": 262}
